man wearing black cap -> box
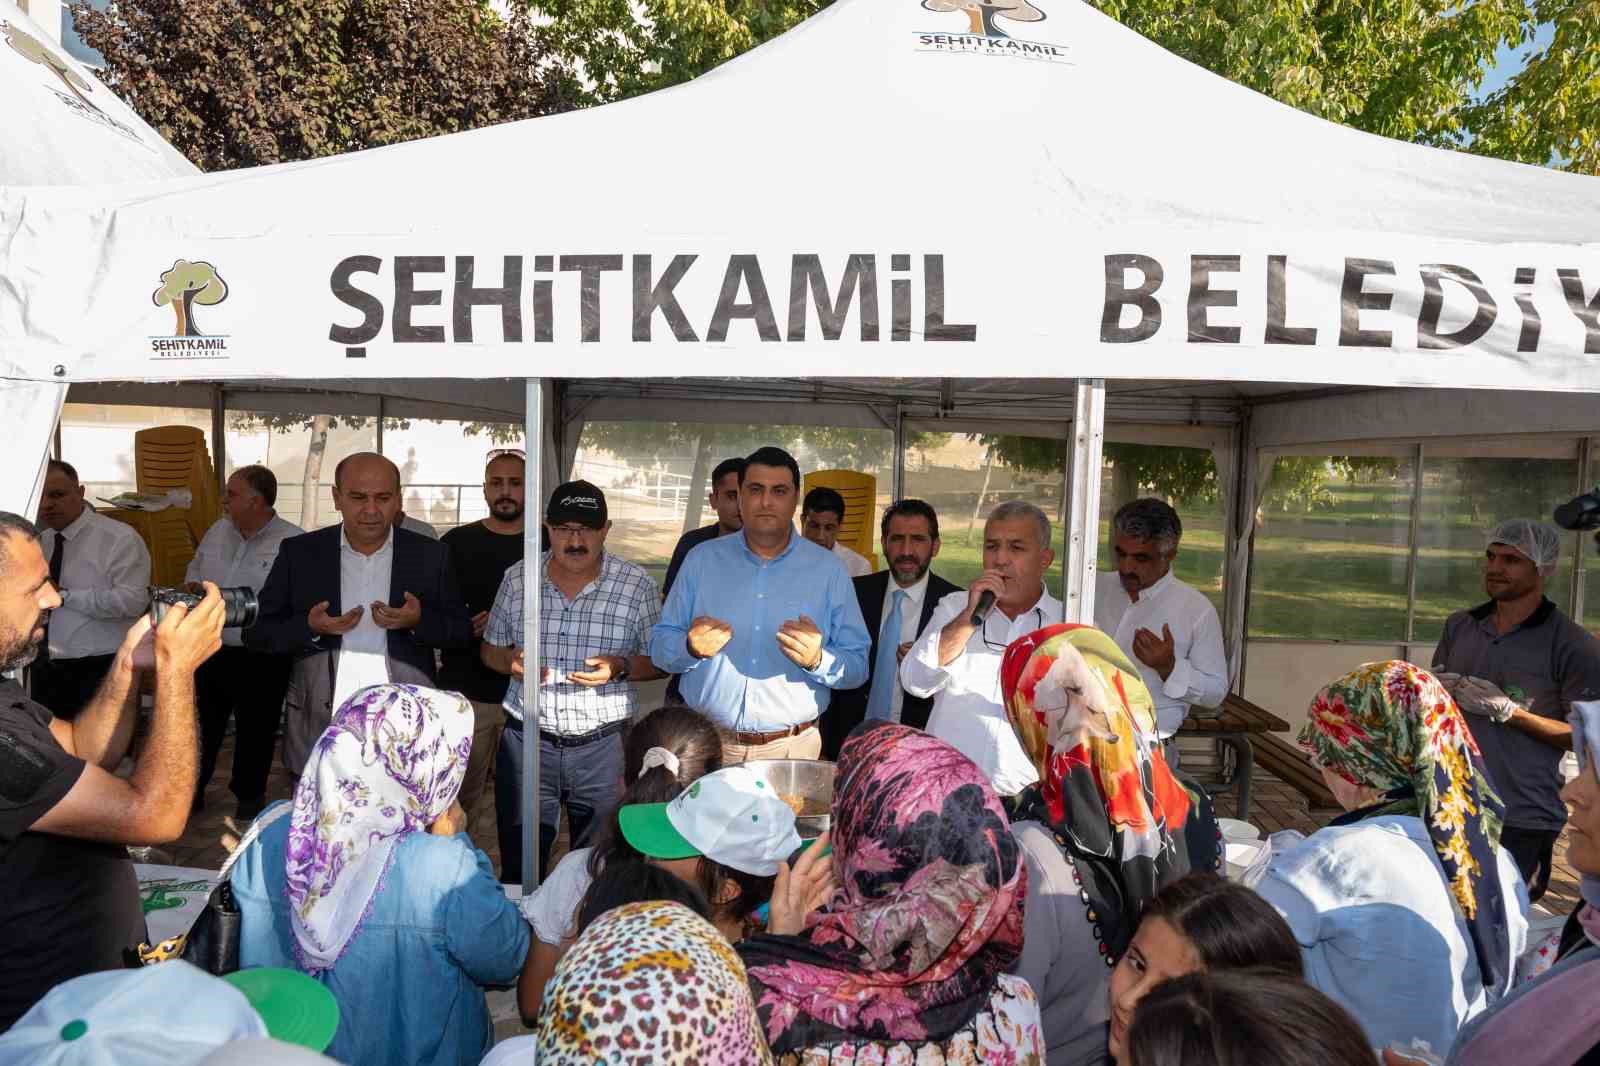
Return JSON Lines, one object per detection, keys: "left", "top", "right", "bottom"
{"left": 480, "top": 480, "right": 663, "bottom": 883}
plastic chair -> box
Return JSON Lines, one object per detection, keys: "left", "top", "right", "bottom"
{"left": 803, "top": 469, "right": 878, "bottom": 571}
{"left": 133, "top": 425, "right": 220, "bottom": 544}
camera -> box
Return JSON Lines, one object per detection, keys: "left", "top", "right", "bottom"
{"left": 1553, "top": 487, "right": 1600, "bottom": 533}
{"left": 148, "top": 585, "right": 259, "bottom": 629}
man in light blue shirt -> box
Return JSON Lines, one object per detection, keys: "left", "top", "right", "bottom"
{"left": 652, "top": 446, "right": 871, "bottom": 763}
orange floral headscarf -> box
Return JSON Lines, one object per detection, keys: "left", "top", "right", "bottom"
{"left": 1001, "top": 624, "right": 1209, "bottom": 961}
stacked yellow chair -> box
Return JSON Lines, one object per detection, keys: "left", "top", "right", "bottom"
{"left": 98, "top": 426, "right": 222, "bottom": 587}
{"left": 802, "top": 469, "right": 878, "bottom": 571}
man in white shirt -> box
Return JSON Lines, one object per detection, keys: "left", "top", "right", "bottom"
{"left": 31, "top": 460, "right": 152, "bottom": 720}
{"left": 1094, "top": 498, "right": 1228, "bottom": 750}
{"left": 800, "top": 486, "right": 873, "bottom": 578}
{"left": 246, "top": 452, "right": 471, "bottom": 776}
{"left": 185, "top": 465, "right": 302, "bottom": 818}
{"left": 903, "top": 500, "right": 1061, "bottom": 796}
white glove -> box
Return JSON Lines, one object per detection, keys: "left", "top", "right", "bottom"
{"left": 1451, "top": 676, "right": 1520, "bottom": 724}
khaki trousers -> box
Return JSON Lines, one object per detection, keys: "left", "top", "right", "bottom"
{"left": 461, "top": 699, "right": 507, "bottom": 816}
{"left": 720, "top": 724, "right": 822, "bottom": 766}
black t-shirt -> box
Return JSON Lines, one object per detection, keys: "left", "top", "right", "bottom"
{"left": 0, "top": 679, "right": 145, "bottom": 1030}
{"left": 438, "top": 522, "right": 526, "bottom": 704}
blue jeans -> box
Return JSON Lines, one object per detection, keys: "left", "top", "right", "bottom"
{"left": 494, "top": 716, "right": 625, "bottom": 885}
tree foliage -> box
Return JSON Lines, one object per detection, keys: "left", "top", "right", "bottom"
{"left": 521, "top": 0, "right": 826, "bottom": 106}
{"left": 978, "top": 435, "right": 1220, "bottom": 505}
{"left": 72, "top": 0, "right": 578, "bottom": 170}
{"left": 1086, "top": 0, "right": 1596, "bottom": 175}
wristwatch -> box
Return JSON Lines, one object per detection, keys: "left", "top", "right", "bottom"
{"left": 613, "top": 658, "right": 631, "bottom": 682}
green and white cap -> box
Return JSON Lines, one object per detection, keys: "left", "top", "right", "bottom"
{"left": 619, "top": 765, "right": 801, "bottom": 876}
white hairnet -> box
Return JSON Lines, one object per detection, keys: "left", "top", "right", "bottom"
{"left": 1486, "top": 518, "right": 1562, "bottom": 576}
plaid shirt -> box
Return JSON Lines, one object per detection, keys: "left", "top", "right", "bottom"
{"left": 486, "top": 551, "right": 661, "bottom": 734}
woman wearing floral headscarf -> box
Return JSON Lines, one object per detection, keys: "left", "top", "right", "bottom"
{"left": 230, "top": 684, "right": 533, "bottom": 1066}
{"left": 738, "top": 721, "right": 1045, "bottom": 1065}
{"left": 1255, "top": 661, "right": 1528, "bottom": 1059}
{"left": 998, "top": 623, "right": 1219, "bottom": 1066}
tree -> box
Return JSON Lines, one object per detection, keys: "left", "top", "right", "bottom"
{"left": 1466, "top": 2, "right": 1600, "bottom": 173}
{"left": 4, "top": 20, "right": 99, "bottom": 111}
{"left": 522, "top": 0, "right": 826, "bottom": 106}
{"left": 152, "top": 261, "right": 227, "bottom": 337}
{"left": 1084, "top": 0, "right": 1597, "bottom": 176}
{"left": 72, "top": 0, "right": 578, "bottom": 171}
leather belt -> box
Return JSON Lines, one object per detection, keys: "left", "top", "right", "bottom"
{"left": 503, "top": 713, "right": 627, "bottom": 749}
{"left": 731, "top": 720, "right": 818, "bottom": 746}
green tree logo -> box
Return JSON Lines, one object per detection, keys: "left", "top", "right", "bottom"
{"left": 153, "top": 260, "right": 228, "bottom": 336}
{"left": 3, "top": 19, "right": 99, "bottom": 111}
{"left": 922, "top": 0, "right": 1045, "bottom": 38}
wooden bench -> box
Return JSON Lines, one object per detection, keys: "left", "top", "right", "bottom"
{"left": 1248, "top": 730, "right": 1341, "bottom": 815}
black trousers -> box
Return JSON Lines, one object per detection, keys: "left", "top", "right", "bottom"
{"left": 29, "top": 654, "right": 116, "bottom": 722}
{"left": 195, "top": 646, "right": 293, "bottom": 804}
{"left": 1500, "top": 824, "right": 1560, "bottom": 904}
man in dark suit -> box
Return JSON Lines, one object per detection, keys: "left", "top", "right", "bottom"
{"left": 823, "top": 499, "right": 961, "bottom": 757}
{"left": 246, "top": 452, "right": 472, "bottom": 776}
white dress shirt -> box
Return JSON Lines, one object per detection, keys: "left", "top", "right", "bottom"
{"left": 832, "top": 541, "right": 872, "bottom": 578}
{"left": 1094, "top": 570, "right": 1228, "bottom": 739}
{"left": 185, "top": 513, "right": 303, "bottom": 646}
{"left": 877, "top": 571, "right": 930, "bottom": 724}
{"left": 39, "top": 509, "right": 151, "bottom": 658}
{"left": 901, "top": 585, "right": 1062, "bottom": 796}
{"left": 332, "top": 528, "right": 394, "bottom": 710}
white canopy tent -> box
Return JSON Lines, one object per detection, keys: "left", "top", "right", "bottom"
{"left": 0, "top": 0, "right": 197, "bottom": 512}
{"left": 5, "top": 0, "right": 1598, "bottom": 885}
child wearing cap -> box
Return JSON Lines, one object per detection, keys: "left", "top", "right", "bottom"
{"left": 618, "top": 764, "right": 802, "bottom": 943}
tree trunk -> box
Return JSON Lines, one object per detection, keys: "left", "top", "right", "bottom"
{"left": 301, "top": 415, "right": 332, "bottom": 528}
{"left": 681, "top": 433, "right": 713, "bottom": 534}
{"left": 1109, "top": 460, "right": 1140, "bottom": 517}
{"left": 967, "top": 446, "right": 996, "bottom": 544}
{"left": 172, "top": 299, "right": 188, "bottom": 337}
{"left": 181, "top": 290, "right": 202, "bottom": 336}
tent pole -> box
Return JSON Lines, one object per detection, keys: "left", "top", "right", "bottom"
{"left": 211, "top": 386, "right": 226, "bottom": 494}
{"left": 1061, "top": 379, "right": 1105, "bottom": 623}
{"left": 1573, "top": 437, "right": 1592, "bottom": 621}
{"left": 522, "top": 378, "right": 543, "bottom": 896}
{"left": 892, "top": 405, "right": 906, "bottom": 501}
{"left": 1403, "top": 444, "right": 1424, "bottom": 645}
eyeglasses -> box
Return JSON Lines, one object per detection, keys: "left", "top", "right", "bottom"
{"left": 980, "top": 606, "right": 1046, "bottom": 652}
{"left": 548, "top": 524, "right": 598, "bottom": 538}
{"left": 487, "top": 448, "right": 526, "bottom": 461}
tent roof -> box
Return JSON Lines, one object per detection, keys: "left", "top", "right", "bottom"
{"left": 3, "top": 0, "right": 1597, "bottom": 390}
{"left": 0, "top": 0, "right": 195, "bottom": 183}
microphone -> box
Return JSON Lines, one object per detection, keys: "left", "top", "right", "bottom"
{"left": 970, "top": 590, "right": 996, "bottom": 627}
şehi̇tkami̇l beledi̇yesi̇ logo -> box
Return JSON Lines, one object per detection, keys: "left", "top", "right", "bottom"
{"left": 918, "top": 0, "right": 1068, "bottom": 62}
{"left": 150, "top": 260, "right": 231, "bottom": 359}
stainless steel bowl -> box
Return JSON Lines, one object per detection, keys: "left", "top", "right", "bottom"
{"left": 742, "top": 758, "right": 835, "bottom": 839}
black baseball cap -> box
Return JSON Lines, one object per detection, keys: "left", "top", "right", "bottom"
{"left": 546, "top": 481, "right": 608, "bottom": 528}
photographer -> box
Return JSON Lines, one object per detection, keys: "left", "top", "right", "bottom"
{"left": 0, "top": 511, "right": 225, "bottom": 1030}
{"left": 185, "top": 466, "right": 301, "bottom": 820}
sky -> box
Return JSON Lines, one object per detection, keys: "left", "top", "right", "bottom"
{"left": 1477, "top": 22, "right": 1556, "bottom": 99}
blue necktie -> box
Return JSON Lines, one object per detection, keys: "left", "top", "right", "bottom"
{"left": 866, "top": 589, "right": 908, "bottom": 722}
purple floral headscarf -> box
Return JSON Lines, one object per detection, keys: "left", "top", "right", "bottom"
{"left": 285, "top": 683, "right": 473, "bottom": 973}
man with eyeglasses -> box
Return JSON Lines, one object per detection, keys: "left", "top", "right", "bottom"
{"left": 903, "top": 500, "right": 1062, "bottom": 796}
{"left": 480, "top": 480, "right": 662, "bottom": 884}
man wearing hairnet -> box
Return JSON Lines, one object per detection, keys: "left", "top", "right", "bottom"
{"left": 1432, "top": 518, "right": 1600, "bottom": 902}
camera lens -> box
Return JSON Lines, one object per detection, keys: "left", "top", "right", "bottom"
{"left": 220, "top": 587, "right": 259, "bottom": 629}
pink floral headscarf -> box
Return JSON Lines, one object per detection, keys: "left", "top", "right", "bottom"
{"left": 740, "top": 722, "right": 1026, "bottom": 1053}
